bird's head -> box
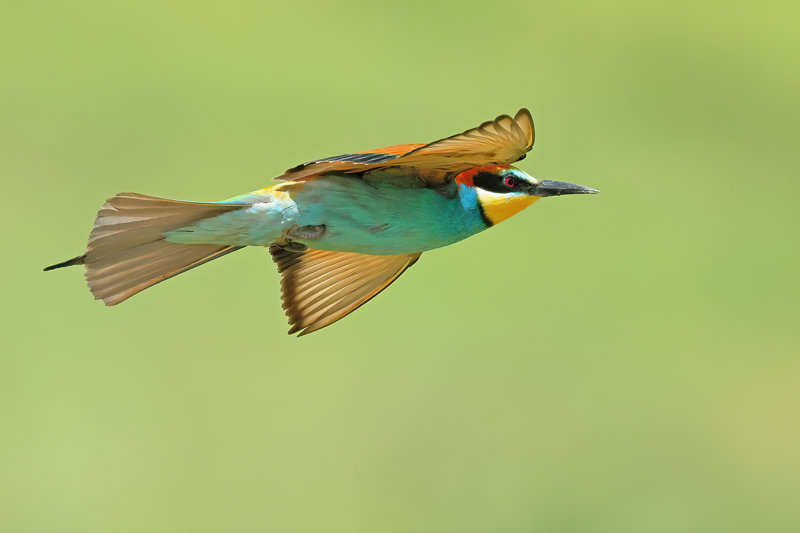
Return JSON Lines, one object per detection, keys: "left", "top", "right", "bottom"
{"left": 455, "top": 165, "right": 598, "bottom": 226}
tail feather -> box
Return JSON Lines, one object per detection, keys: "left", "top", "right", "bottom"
{"left": 44, "top": 256, "right": 85, "bottom": 271}
{"left": 46, "top": 192, "right": 247, "bottom": 305}
{"left": 87, "top": 242, "right": 242, "bottom": 306}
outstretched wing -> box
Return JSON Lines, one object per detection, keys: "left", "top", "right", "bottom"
{"left": 269, "top": 246, "right": 421, "bottom": 335}
{"left": 275, "top": 109, "right": 534, "bottom": 186}
{"left": 275, "top": 144, "right": 424, "bottom": 182}
{"left": 385, "top": 108, "right": 534, "bottom": 183}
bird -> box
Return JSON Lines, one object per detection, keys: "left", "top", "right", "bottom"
{"left": 45, "top": 108, "right": 598, "bottom": 335}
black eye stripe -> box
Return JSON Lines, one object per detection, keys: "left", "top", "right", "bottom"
{"left": 473, "top": 171, "right": 515, "bottom": 193}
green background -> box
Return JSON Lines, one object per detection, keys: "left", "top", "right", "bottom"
{"left": 2, "top": 1, "right": 798, "bottom": 531}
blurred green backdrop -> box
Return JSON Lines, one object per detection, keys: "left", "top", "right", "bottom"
{"left": 2, "top": 1, "right": 799, "bottom": 532}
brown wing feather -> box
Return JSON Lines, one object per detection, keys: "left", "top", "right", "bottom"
{"left": 387, "top": 108, "right": 534, "bottom": 185}
{"left": 274, "top": 109, "right": 534, "bottom": 186}
{"left": 274, "top": 146, "right": 423, "bottom": 182}
{"left": 269, "top": 246, "right": 421, "bottom": 336}
{"left": 360, "top": 143, "right": 425, "bottom": 156}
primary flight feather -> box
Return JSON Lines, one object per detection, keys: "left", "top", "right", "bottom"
{"left": 45, "top": 108, "right": 597, "bottom": 335}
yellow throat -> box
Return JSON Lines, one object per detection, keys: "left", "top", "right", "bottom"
{"left": 476, "top": 190, "right": 538, "bottom": 226}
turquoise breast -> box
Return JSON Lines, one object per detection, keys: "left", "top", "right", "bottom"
{"left": 288, "top": 176, "right": 488, "bottom": 255}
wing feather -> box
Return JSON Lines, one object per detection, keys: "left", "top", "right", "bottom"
{"left": 269, "top": 246, "right": 421, "bottom": 335}
{"left": 274, "top": 109, "right": 534, "bottom": 186}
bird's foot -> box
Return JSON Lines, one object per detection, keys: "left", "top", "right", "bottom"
{"left": 286, "top": 224, "right": 326, "bottom": 241}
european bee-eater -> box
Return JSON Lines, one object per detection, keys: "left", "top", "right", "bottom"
{"left": 46, "top": 109, "right": 598, "bottom": 335}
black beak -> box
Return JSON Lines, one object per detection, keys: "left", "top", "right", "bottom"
{"left": 532, "top": 180, "right": 599, "bottom": 197}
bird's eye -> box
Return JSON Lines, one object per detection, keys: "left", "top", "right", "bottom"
{"left": 503, "top": 176, "right": 516, "bottom": 189}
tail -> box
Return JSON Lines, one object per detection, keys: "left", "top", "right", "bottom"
{"left": 45, "top": 192, "right": 247, "bottom": 305}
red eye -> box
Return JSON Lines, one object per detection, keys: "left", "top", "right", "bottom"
{"left": 503, "top": 176, "right": 516, "bottom": 189}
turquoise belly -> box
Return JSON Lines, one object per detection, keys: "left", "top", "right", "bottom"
{"left": 289, "top": 177, "right": 488, "bottom": 255}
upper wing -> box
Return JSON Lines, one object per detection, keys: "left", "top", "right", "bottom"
{"left": 275, "top": 144, "right": 424, "bottom": 182}
{"left": 382, "top": 108, "right": 534, "bottom": 183}
{"left": 274, "top": 109, "right": 534, "bottom": 186}
{"left": 269, "top": 246, "right": 421, "bottom": 335}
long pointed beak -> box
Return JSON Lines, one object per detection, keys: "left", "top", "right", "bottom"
{"left": 532, "top": 180, "right": 599, "bottom": 197}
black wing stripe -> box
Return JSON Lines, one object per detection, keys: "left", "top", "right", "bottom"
{"left": 309, "top": 152, "right": 399, "bottom": 165}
